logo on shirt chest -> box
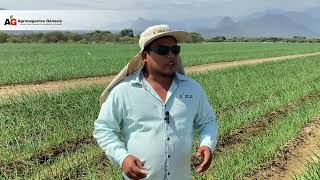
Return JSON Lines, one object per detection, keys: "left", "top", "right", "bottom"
{"left": 179, "top": 93, "right": 193, "bottom": 99}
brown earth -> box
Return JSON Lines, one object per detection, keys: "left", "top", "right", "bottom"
{"left": 2, "top": 52, "right": 320, "bottom": 178}
{"left": 245, "top": 115, "right": 320, "bottom": 179}
{"left": 184, "top": 52, "right": 320, "bottom": 74}
{"left": 0, "top": 136, "right": 95, "bottom": 176}
{"left": 59, "top": 91, "right": 320, "bottom": 179}
{"left": 1, "top": 88, "right": 319, "bottom": 178}
{"left": 216, "top": 91, "right": 320, "bottom": 152}
{"left": 30, "top": 136, "right": 95, "bottom": 164}
{"left": 61, "top": 154, "right": 109, "bottom": 180}
{"left": 1, "top": 52, "right": 320, "bottom": 97}
{"left": 217, "top": 94, "right": 271, "bottom": 118}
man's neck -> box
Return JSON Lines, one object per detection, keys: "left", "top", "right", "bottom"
{"left": 143, "top": 70, "right": 174, "bottom": 90}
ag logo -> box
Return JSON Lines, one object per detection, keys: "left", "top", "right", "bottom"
{"left": 4, "top": 15, "right": 17, "bottom": 26}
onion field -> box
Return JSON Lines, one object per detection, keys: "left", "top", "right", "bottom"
{"left": 1, "top": 42, "right": 320, "bottom": 179}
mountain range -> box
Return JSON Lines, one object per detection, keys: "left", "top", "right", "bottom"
{"left": 129, "top": 7, "right": 320, "bottom": 38}
{"left": 1, "top": 7, "right": 320, "bottom": 38}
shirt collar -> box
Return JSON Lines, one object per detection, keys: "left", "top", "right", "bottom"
{"left": 129, "top": 67, "right": 188, "bottom": 85}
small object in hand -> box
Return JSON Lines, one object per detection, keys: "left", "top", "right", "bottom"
{"left": 191, "top": 155, "right": 203, "bottom": 170}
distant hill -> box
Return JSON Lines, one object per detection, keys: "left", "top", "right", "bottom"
{"left": 129, "top": 17, "right": 220, "bottom": 36}
{"left": 211, "top": 14, "right": 316, "bottom": 37}
{"left": 303, "top": 7, "right": 320, "bottom": 19}
{"left": 128, "top": 7, "right": 320, "bottom": 38}
{"left": 129, "top": 18, "right": 169, "bottom": 35}
{"left": 2, "top": 7, "right": 320, "bottom": 38}
{"left": 284, "top": 11, "right": 320, "bottom": 34}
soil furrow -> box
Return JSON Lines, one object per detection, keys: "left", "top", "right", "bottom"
{"left": 216, "top": 91, "right": 320, "bottom": 152}
{"left": 58, "top": 92, "right": 320, "bottom": 179}
{"left": 2, "top": 91, "right": 320, "bottom": 177}
{"left": 0, "top": 136, "right": 95, "bottom": 176}
{"left": 244, "top": 114, "right": 320, "bottom": 179}
{"left": 58, "top": 154, "right": 108, "bottom": 180}
{"left": 217, "top": 95, "right": 271, "bottom": 118}
{"left": 1, "top": 52, "right": 320, "bottom": 96}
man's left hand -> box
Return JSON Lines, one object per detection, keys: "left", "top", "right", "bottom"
{"left": 194, "top": 146, "right": 212, "bottom": 173}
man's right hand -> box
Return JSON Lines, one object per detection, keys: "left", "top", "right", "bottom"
{"left": 122, "top": 155, "right": 148, "bottom": 179}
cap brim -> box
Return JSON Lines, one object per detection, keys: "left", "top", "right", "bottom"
{"left": 143, "top": 31, "right": 190, "bottom": 48}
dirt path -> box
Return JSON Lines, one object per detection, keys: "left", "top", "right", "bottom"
{"left": 1, "top": 52, "right": 320, "bottom": 97}
{"left": 184, "top": 52, "right": 320, "bottom": 74}
{"left": 245, "top": 114, "right": 320, "bottom": 179}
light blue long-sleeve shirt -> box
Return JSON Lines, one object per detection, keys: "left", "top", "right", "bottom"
{"left": 93, "top": 68, "right": 218, "bottom": 180}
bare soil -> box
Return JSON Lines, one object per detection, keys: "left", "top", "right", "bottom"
{"left": 1, "top": 52, "right": 320, "bottom": 97}
{"left": 217, "top": 94, "right": 271, "bottom": 118}
{"left": 0, "top": 136, "right": 95, "bottom": 176}
{"left": 245, "top": 115, "right": 320, "bottom": 179}
{"left": 2, "top": 52, "right": 320, "bottom": 178}
{"left": 30, "top": 136, "right": 95, "bottom": 164}
{"left": 59, "top": 91, "right": 320, "bottom": 179}
{"left": 216, "top": 91, "right": 320, "bottom": 152}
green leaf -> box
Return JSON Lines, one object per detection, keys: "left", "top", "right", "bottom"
{"left": 10, "top": 15, "right": 13, "bottom": 19}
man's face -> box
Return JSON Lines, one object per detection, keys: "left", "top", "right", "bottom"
{"left": 143, "top": 36, "right": 179, "bottom": 77}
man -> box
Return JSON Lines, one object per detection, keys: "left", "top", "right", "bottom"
{"left": 93, "top": 24, "right": 218, "bottom": 180}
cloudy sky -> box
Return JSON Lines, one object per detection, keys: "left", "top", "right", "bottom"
{"left": 1, "top": 0, "right": 319, "bottom": 30}
{"left": 2, "top": 0, "right": 319, "bottom": 15}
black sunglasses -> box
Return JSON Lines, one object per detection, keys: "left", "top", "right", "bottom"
{"left": 148, "top": 45, "right": 181, "bottom": 55}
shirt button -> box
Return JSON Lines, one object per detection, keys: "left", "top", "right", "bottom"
{"left": 168, "top": 172, "right": 170, "bottom": 175}
{"left": 167, "top": 137, "right": 170, "bottom": 140}
{"left": 168, "top": 155, "right": 171, "bottom": 158}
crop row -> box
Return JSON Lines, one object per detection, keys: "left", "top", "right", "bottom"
{"left": 1, "top": 42, "right": 320, "bottom": 85}
{"left": 295, "top": 149, "right": 320, "bottom": 180}
{"left": 1, "top": 56, "right": 320, "bottom": 178}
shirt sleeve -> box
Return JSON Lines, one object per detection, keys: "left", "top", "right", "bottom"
{"left": 93, "top": 88, "right": 129, "bottom": 167}
{"left": 194, "top": 87, "right": 218, "bottom": 151}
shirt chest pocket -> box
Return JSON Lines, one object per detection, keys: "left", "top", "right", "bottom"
{"left": 125, "top": 99, "right": 163, "bottom": 123}
{"left": 170, "top": 97, "right": 197, "bottom": 132}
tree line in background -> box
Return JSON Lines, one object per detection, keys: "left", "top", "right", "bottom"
{"left": 1, "top": 28, "right": 320, "bottom": 44}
